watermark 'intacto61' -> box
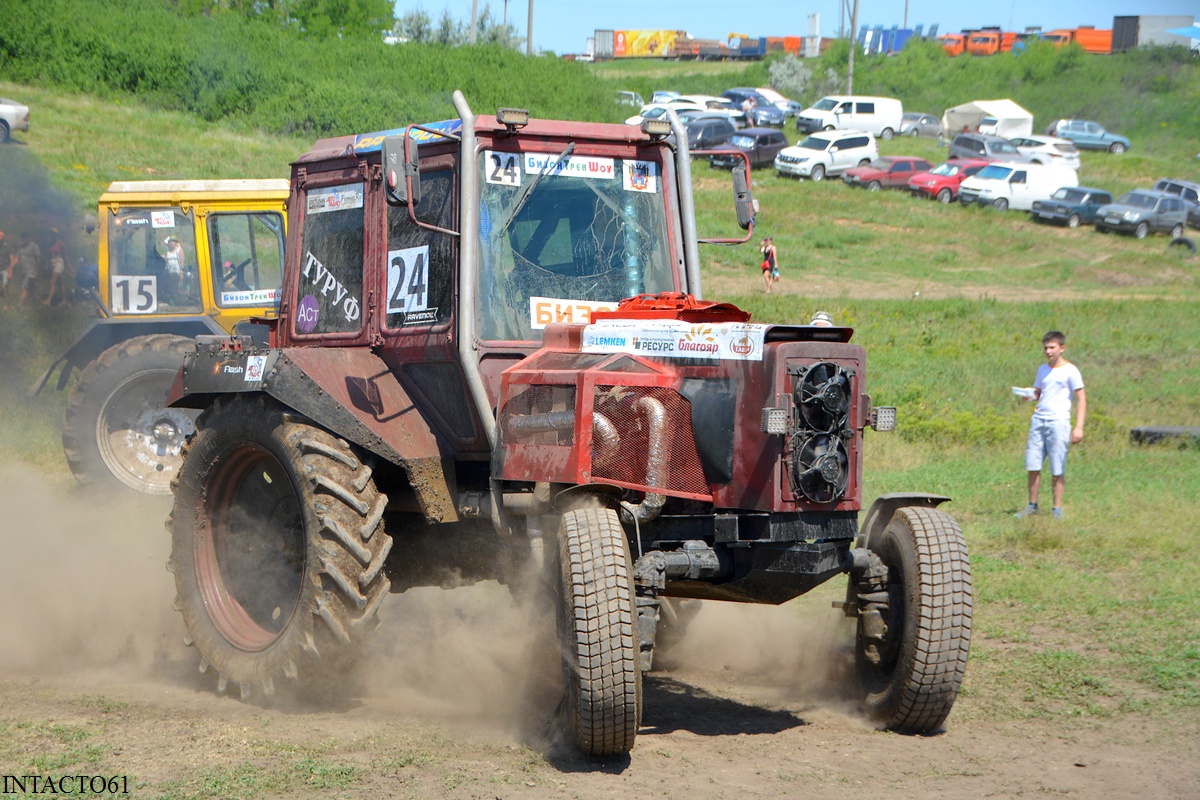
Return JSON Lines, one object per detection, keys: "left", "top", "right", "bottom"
{"left": 3, "top": 775, "right": 129, "bottom": 794}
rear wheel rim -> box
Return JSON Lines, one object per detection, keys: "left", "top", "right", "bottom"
{"left": 197, "top": 444, "right": 306, "bottom": 651}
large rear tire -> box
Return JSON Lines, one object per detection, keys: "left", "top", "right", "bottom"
{"left": 856, "top": 506, "right": 972, "bottom": 734}
{"left": 168, "top": 394, "right": 391, "bottom": 701}
{"left": 62, "top": 334, "right": 198, "bottom": 495}
{"left": 555, "top": 507, "right": 641, "bottom": 756}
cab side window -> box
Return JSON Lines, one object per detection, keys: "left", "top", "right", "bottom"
{"left": 385, "top": 170, "right": 454, "bottom": 330}
{"left": 295, "top": 184, "right": 365, "bottom": 336}
{"left": 210, "top": 212, "right": 285, "bottom": 309}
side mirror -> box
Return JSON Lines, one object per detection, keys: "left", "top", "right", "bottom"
{"left": 381, "top": 135, "right": 421, "bottom": 206}
{"left": 732, "top": 161, "right": 757, "bottom": 231}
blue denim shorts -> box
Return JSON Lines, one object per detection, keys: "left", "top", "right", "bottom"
{"left": 1025, "top": 417, "right": 1070, "bottom": 475}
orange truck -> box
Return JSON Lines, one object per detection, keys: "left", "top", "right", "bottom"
{"left": 966, "top": 28, "right": 1018, "bottom": 55}
{"left": 1044, "top": 26, "right": 1112, "bottom": 53}
{"left": 938, "top": 32, "right": 967, "bottom": 56}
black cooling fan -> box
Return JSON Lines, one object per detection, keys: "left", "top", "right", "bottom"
{"left": 795, "top": 362, "right": 851, "bottom": 433}
{"left": 791, "top": 434, "right": 849, "bottom": 503}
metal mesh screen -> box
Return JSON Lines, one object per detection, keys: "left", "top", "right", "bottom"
{"left": 591, "top": 386, "right": 709, "bottom": 497}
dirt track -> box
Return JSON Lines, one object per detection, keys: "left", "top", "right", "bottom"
{"left": 2, "top": 468, "right": 1197, "bottom": 799}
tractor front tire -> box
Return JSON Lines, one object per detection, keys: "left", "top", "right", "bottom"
{"left": 555, "top": 507, "right": 641, "bottom": 756}
{"left": 856, "top": 506, "right": 972, "bottom": 734}
{"left": 168, "top": 395, "right": 391, "bottom": 701}
{"left": 62, "top": 334, "right": 198, "bottom": 495}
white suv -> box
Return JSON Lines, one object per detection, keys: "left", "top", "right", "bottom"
{"left": 774, "top": 130, "right": 877, "bottom": 181}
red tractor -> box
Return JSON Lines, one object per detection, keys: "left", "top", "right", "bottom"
{"left": 166, "top": 92, "right": 972, "bottom": 756}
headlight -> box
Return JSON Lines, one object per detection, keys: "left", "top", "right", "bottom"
{"left": 1123, "top": 211, "right": 1141, "bottom": 221}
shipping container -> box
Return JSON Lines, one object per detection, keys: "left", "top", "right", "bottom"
{"left": 1113, "top": 15, "right": 1195, "bottom": 51}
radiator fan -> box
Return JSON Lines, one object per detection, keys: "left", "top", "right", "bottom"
{"left": 791, "top": 434, "right": 850, "bottom": 504}
{"left": 795, "top": 362, "right": 851, "bottom": 433}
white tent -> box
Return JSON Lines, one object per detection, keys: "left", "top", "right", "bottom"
{"left": 941, "top": 99, "right": 1033, "bottom": 139}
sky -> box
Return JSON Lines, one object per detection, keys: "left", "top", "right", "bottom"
{"left": 392, "top": 0, "right": 1198, "bottom": 55}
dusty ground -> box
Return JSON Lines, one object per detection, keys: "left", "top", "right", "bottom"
{"left": 2, "top": 469, "right": 1198, "bottom": 799}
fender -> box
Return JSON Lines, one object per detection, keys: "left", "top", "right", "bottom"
{"left": 171, "top": 344, "right": 460, "bottom": 524}
{"left": 856, "top": 492, "right": 951, "bottom": 548}
{"left": 29, "top": 316, "right": 227, "bottom": 397}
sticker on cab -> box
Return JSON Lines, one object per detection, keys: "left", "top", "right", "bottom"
{"left": 387, "top": 246, "right": 430, "bottom": 315}
{"left": 307, "top": 184, "right": 364, "bottom": 214}
{"left": 623, "top": 160, "right": 658, "bottom": 194}
{"left": 150, "top": 211, "right": 176, "bottom": 228}
{"left": 529, "top": 296, "right": 619, "bottom": 330}
{"left": 484, "top": 151, "right": 521, "bottom": 187}
{"left": 523, "top": 153, "right": 614, "bottom": 180}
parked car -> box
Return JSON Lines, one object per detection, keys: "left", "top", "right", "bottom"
{"left": 908, "top": 159, "right": 993, "bottom": 203}
{"left": 1008, "top": 135, "right": 1081, "bottom": 170}
{"left": 615, "top": 90, "right": 645, "bottom": 107}
{"left": 900, "top": 112, "right": 940, "bottom": 138}
{"left": 683, "top": 113, "right": 737, "bottom": 150}
{"left": 0, "top": 96, "right": 30, "bottom": 143}
{"left": 748, "top": 103, "right": 786, "bottom": 127}
{"left": 708, "top": 127, "right": 789, "bottom": 170}
{"left": 958, "top": 162, "right": 1079, "bottom": 211}
{"left": 842, "top": 156, "right": 934, "bottom": 190}
{"left": 1094, "top": 190, "right": 1187, "bottom": 238}
{"left": 678, "top": 94, "right": 746, "bottom": 126}
{"left": 754, "top": 87, "right": 800, "bottom": 116}
{"left": 625, "top": 102, "right": 703, "bottom": 126}
{"left": 1031, "top": 186, "right": 1114, "bottom": 227}
{"left": 947, "top": 133, "right": 1030, "bottom": 163}
{"left": 774, "top": 130, "right": 878, "bottom": 181}
{"left": 795, "top": 95, "right": 904, "bottom": 139}
{"left": 776, "top": 99, "right": 805, "bottom": 117}
{"left": 1044, "top": 119, "right": 1130, "bottom": 154}
{"left": 721, "top": 89, "right": 783, "bottom": 127}
{"left": 1152, "top": 177, "right": 1200, "bottom": 228}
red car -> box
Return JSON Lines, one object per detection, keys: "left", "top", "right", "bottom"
{"left": 908, "top": 158, "right": 992, "bottom": 203}
{"left": 842, "top": 156, "right": 933, "bottom": 190}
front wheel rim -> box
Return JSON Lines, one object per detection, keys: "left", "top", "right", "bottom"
{"left": 97, "top": 370, "right": 199, "bottom": 494}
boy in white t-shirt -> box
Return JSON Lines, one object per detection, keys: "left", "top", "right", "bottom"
{"left": 1015, "top": 331, "right": 1087, "bottom": 520}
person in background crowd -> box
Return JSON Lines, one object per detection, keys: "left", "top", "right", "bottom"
{"left": 0, "top": 231, "right": 11, "bottom": 310}
{"left": 44, "top": 227, "right": 67, "bottom": 306}
{"left": 759, "top": 237, "right": 778, "bottom": 294}
{"left": 16, "top": 231, "right": 41, "bottom": 310}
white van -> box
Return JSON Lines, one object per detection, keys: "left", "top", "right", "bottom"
{"left": 958, "top": 162, "right": 1079, "bottom": 211}
{"left": 795, "top": 95, "right": 904, "bottom": 140}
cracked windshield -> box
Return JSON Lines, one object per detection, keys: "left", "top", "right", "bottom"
{"left": 477, "top": 149, "right": 675, "bottom": 342}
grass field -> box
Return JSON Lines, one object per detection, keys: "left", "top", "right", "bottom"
{"left": 1, "top": 64, "right": 1198, "bottom": 781}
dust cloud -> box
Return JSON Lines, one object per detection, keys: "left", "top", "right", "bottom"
{"left": 0, "top": 460, "right": 857, "bottom": 736}
{"left": 0, "top": 467, "right": 181, "bottom": 680}
{"left": 355, "top": 578, "right": 858, "bottom": 739}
